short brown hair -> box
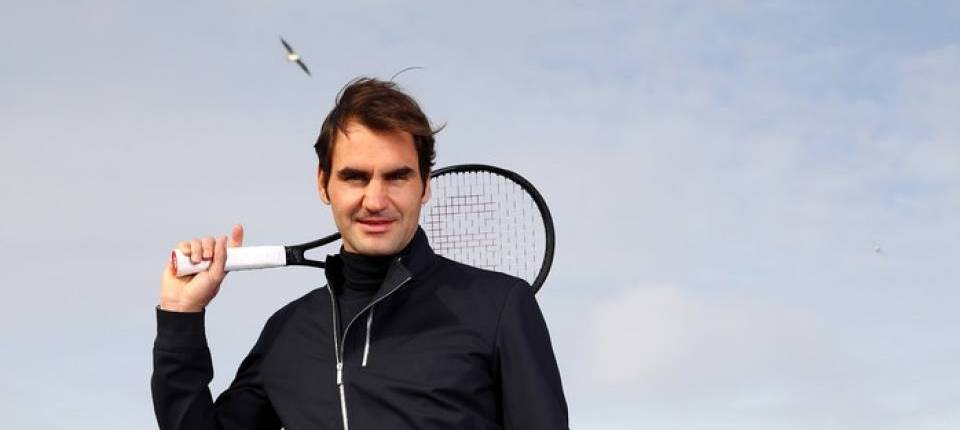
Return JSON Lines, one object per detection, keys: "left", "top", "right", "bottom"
{"left": 314, "top": 77, "right": 440, "bottom": 188}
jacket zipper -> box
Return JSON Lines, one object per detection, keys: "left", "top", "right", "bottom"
{"left": 326, "top": 288, "right": 348, "bottom": 430}
{"left": 326, "top": 259, "right": 413, "bottom": 430}
{"left": 362, "top": 309, "right": 374, "bottom": 367}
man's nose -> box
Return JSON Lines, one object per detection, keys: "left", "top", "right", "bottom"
{"left": 363, "top": 179, "right": 388, "bottom": 213}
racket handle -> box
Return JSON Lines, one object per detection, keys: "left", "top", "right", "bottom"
{"left": 171, "top": 246, "right": 287, "bottom": 277}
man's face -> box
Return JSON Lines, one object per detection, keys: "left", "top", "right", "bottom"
{"left": 318, "top": 120, "right": 430, "bottom": 256}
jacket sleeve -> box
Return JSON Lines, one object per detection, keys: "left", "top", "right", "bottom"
{"left": 151, "top": 307, "right": 282, "bottom": 430}
{"left": 494, "top": 281, "right": 569, "bottom": 429}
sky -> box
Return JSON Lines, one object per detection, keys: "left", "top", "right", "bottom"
{"left": 1, "top": 1, "right": 959, "bottom": 428}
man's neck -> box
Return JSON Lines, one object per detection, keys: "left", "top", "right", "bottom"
{"left": 338, "top": 250, "right": 395, "bottom": 293}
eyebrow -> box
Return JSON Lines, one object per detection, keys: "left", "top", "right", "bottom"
{"left": 336, "top": 166, "right": 415, "bottom": 180}
{"left": 384, "top": 166, "right": 415, "bottom": 179}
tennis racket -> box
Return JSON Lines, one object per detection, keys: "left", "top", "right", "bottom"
{"left": 172, "top": 164, "right": 556, "bottom": 292}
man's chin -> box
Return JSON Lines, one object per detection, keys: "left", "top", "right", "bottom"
{"left": 350, "top": 237, "right": 401, "bottom": 256}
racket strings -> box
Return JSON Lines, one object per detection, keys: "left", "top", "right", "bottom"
{"left": 421, "top": 170, "right": 546, "bottom": 285}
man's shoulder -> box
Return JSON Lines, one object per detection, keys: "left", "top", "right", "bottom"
{"left": 430, "top": 255, "right": 529, "bottom": 295}
{"left": 421, "top": 257, "right": 535, "bottom": 332}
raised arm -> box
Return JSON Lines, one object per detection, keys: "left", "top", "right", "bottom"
{"left": 151, "top": 225, "right": 281, "bottom": 430}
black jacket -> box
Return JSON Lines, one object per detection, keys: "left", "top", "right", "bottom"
{"left": 152, "top": 228, "right": 568, "bottom": 429}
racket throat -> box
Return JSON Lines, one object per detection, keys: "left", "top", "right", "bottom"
{"left": 286, "top": 246, "right": 326, "bottom": 269}
{"left": 286, "top": 231, "right": 342, "bottom": 269}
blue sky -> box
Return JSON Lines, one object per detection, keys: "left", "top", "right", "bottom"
{"left": 2, "top": 1, "right": 959, "bottom": 428}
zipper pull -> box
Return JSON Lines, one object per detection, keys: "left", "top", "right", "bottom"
{"left": 337, "top": 362, "right": 343, "bottom": 386}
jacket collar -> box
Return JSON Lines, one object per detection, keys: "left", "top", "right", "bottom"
{"left": 325, "top": 226, "right": 436, "bottom": 300}
{"left": 395, "top": 226, "right": 436, "bottom": 279}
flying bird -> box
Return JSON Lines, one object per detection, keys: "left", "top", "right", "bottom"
{"left": 280, "top": 37, "right": 311, "bottom": 76}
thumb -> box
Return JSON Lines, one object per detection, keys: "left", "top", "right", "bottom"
{"left": 229, "top": 224, "right": 244, "bottom": 247}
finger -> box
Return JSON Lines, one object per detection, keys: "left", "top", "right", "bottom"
{"left": 209, "top": 235, "right": 228, "bottom": 282}
{"left": 201, "top": 236, "right": 216, "bottom": 260}
{"left": 176, "top": 241, "right": 191, "bottom": 255}
{"left": 190, "top": 239, "right": 202, "bottom": 264}
{"left": 229, "top": 224, "right": 244, "bottom": 248}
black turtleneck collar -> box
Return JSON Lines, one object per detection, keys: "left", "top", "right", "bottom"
{"left": 324, "top": 227, "right": 437, "bottom": 297}
{"left": 323, "top": 228, "right": 437, "bottom": 332}
{"left": 331, "top": 232, "right": 419, "bottom": 295}
{"left": 328, "top": 234, "right": 422, "bottom": 332}
{"left": 339, "top": 250, "right": 394, "bottom": 292}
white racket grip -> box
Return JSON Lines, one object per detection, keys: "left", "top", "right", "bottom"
{"left": 171, "top": 246, "right": 287, "bottom": 277}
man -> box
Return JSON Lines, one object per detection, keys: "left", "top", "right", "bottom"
{"left": 152, "top": 78, "right": 568, "bottom": 429}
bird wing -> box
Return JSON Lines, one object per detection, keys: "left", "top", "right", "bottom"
{"left": 280, "top": 37, "right": 295, "bottom": 54}
{"left": 297, "top": 60, "right": 311, "bottom": 76}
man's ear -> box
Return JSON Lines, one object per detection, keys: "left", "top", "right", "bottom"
{"left": 421, "top": 175, "right": 431, "bottom": 204}
{"left": 317, "top": 167, "right": 331, "bottom": 205}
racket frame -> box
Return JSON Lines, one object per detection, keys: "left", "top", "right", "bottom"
{"left": 426, "top": 164, "right": 556, "bottom": 293}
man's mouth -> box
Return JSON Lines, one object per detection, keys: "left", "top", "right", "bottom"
{"left": 357, "top": 218, "right": 395, "bottom": 233}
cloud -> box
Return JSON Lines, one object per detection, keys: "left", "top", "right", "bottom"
{"left": 584, "top": 285, "right": 825, "bottom": 398}
{"left": 570, "top": 284, "right": 960, "bottom": 429}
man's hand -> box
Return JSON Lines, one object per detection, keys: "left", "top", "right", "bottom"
{"left": 159, "top": 224, "right": 244, "bottom": 313}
